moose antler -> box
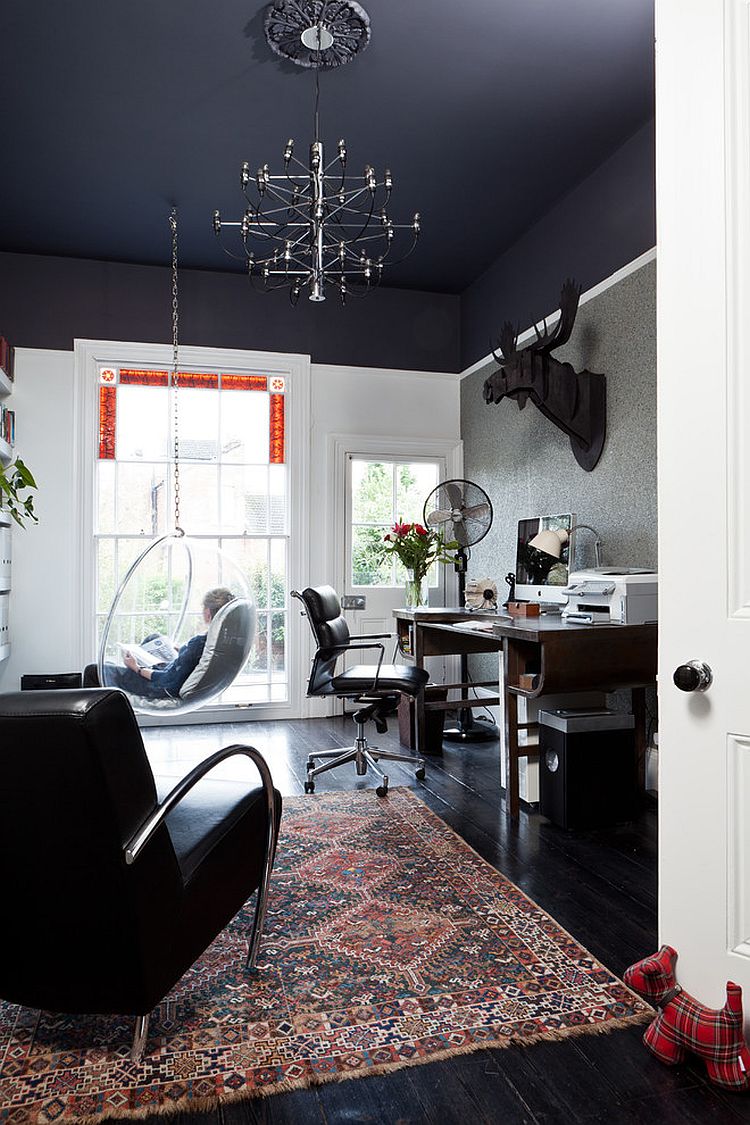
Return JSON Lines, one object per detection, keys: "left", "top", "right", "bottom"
{"left": 530, "top": 278, "right": 582, "bottom": 354}
{"left": 491, "top": 321, "right": 518, "bottom": 365}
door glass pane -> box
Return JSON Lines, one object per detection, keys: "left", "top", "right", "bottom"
{"left": 352, "top": 525, "right": 391, "bottom": 586}
{"left": 396, "top": 462, "right": 439, "bottom": 523}
{"left": 351, "top": 460, "right": 392, "bottom": 523}
{"left": 349, "top": 458, "right": 442, "bottom": 588}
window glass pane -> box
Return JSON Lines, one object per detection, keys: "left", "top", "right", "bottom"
{"left": 269, "top": 539, "right": 286, "bottom": 608}
{"left": 177, "top": 465, "right": 220, "bottom": 533}
{"left": 222, "top": 538, "right": 270, "bottom": 610}
{"left": 178, "top": 389, "right": 220, "bottom": 461}
{"left": 221, "top": 466, "right": 276, "bottom": 534}
{"left": 97, "top": 461, "right": 116, "bottom": 534}
{"left": 352, "top": 525, "right": 392, "bottom": 586}
{"left": 117, "top": 386, "right": 169, "bottom": 460}
{"left": 250, "top": 614, "right": 268, "bottom": 673}
{"left": 97, "top": 539, "right": 115, "bottom": 613}
{"left": 115, "top": 464, "right": 169, "bottom": 535}
{"left": 396, "top": 462, "right": 439, "bottom": 523}
{"left": 270, "top": 611, "right": 285, "bottom": 673}
{"left": 269, "top": 465, "right": 287, "bottom": 534}
{"left": 222, "top": 465, "right": 270, "bottom": 534}
{"left": 351, "top": 460, "right": 393, "bottom": 524}
{"left": 220, "top": 390, "right": 269, "bottom": 464}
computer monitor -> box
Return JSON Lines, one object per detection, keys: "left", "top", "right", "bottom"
{"left": 514, "top": 513, "right": 575, "bottom": 604}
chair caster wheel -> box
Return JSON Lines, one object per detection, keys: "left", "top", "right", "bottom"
{"left": 376, "top": 785, "right": 389, "bottom": 798}
{"left": 304, "top": 780, "right": 315, "bottom": 794}
{"left": 415, "top": 767, "right": 425, "bottom": 781}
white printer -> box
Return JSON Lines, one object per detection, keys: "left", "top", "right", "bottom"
{"left": 562, "top": 568, "right": 658, "bottom": 625}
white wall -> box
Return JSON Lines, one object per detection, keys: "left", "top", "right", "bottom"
{"left": 308, "top": 363, "right": 461, "bottom": 589}
{"left": 0, "top": 350, "right": 461, "bottom": 705}
{"left": 0, "top": 349, "right": 78, "bottom": 691}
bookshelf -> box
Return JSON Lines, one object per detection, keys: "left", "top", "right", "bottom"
{"left": 0, "top": 361, "right": 13, "bottom": 465}
{"left": 0, "top": 339, "right": 14, "bottom": 663}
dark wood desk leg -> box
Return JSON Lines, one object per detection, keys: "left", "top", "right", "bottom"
{"left": 505, "top": 690, "right": 520, "bottom": 820}
{"left": 413, "top": 622, "right": 427, "bottom": 757}
{"left": 633, "top": 686, "right": 647, "bottom": 796}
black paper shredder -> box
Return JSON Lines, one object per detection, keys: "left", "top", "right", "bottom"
{"left": 538, "top": 708, "right": 636, "bottom": 829}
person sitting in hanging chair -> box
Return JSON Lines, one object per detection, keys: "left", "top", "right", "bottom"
{"left": 85, "top": 587, "right": 236, "bottom": 700}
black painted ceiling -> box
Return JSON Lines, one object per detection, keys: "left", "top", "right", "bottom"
{"left": 0, "top": 0, "right": 654, "bottom": 294}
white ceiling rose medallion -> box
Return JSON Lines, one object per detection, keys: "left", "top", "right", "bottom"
{"left": 212, "top": 0, "right": 421, "bottom": 304}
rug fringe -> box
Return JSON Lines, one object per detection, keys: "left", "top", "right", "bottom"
{"left": 60, "top": 1010, "right": 653, "bottom": 1125}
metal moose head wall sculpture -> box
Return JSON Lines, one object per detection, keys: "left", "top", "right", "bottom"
{"left": 483, "top": 279, "right": 606, "bottom": 471}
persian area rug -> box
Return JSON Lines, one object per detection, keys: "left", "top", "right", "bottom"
{"left": 0, "top": 788, "right": 651, "bottom": 1124}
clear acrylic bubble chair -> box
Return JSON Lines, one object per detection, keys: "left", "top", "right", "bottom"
{"left": 97, "top": 533, "right": 256, "bottom": 716}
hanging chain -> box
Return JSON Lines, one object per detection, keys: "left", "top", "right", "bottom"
{"left": 169, "top": 207, "right": 183, "bottom": 535}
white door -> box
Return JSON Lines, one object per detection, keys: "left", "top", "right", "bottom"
{"left": 345, "top": 454, "right": 449, "bottom": 633}
{"left": 333, "top": 447, "right": 460, "bottom": 695}
{"left": 658, "top": 0, "right": 750, "bottom": 1003}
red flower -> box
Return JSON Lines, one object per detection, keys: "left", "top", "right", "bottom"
{"left": 414, "top": 524, "right": 428, "bottom": 536}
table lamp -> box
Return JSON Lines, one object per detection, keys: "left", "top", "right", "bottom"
{"left": 523, "top": 527, "right": 569, "bottom": 583}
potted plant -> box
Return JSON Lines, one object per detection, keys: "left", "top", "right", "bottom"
{"left": 0, "top": 457, "right": 38, "bottom": 527}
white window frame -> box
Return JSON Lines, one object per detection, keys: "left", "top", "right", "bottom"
{"left": 73, "top": 339, "right": 311, "bottom": 726}
{"left": 325, "top": 432, "right": 464, "bottom": 598}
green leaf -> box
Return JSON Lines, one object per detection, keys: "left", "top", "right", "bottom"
{"left": 13, "top": 459, "right": 37, "bottom": 488}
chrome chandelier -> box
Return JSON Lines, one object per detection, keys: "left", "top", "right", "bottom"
{"left": 212, "top": 0, "right": 420, "bottom": 304}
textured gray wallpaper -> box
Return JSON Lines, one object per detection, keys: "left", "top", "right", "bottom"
{"left": 460, "top": 258, "right": 656, "bottom": 600}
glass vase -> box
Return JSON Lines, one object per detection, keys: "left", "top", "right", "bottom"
{"left": 404, "top": 571, "right": 428, "bottom": 609}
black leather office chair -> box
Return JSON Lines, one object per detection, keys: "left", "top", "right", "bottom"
{"left": 293, "top": 585, "right": 430, "bottom": 796}
{"left": 0, "top": 688, "right": 281, "bottom": 1061}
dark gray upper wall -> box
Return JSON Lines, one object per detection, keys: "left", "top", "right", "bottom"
{"left": 0, "top": 252, "right": 460, "bottom": 372}
{"left": 460, "top": 119, "right": 655, "bottom": 372}
{"left": 460, "top": 257, "right": 657, "bottom": 594}
{"left": 0, "top": 119, "right": 655, "bottom": 375}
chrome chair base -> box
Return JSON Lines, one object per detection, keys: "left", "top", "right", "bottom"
{"left": 304, "top": 724, "right": 425, "bottom": 797}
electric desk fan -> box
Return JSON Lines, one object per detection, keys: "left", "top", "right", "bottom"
{"left": 423, "top": 479, "right": 498, "bottom": 742}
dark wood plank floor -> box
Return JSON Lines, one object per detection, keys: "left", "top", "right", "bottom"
{"left": 142, "top": 716, "right": 750, "bottom": 1125}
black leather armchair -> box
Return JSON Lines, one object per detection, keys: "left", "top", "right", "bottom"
{"left": 293, "top": 585, "right": 429, "bottom": 795}
{"left": 0, "top": 688, "right": 281, "bottom": 1061}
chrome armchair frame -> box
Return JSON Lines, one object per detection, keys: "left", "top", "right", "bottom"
{"left": 124, "top": 744, "right": 277, "bottom": 1061}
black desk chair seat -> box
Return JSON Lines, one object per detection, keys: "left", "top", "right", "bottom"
{"left": 293, "top": 585, "right": 429, "bottom": 796}
{"left": 0, "top": 688, "right": 281, "bottom": 1061}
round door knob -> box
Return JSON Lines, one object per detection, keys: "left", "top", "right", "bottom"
{"left": 673, "top": 660, "right": 713, "bottom": 693}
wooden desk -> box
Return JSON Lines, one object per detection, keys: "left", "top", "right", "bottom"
{"left": 393, "top": 608, "right": 657, "bottom": 819}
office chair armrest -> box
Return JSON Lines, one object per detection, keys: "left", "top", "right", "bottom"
{"left": 343, "top": 641, "right": 386, "bottom": 691}
{"left": 350, "top": 632, "right": 393, "bottom": 641}
{"left": 124, "top": 744, "right": 276, "bottom": 866}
